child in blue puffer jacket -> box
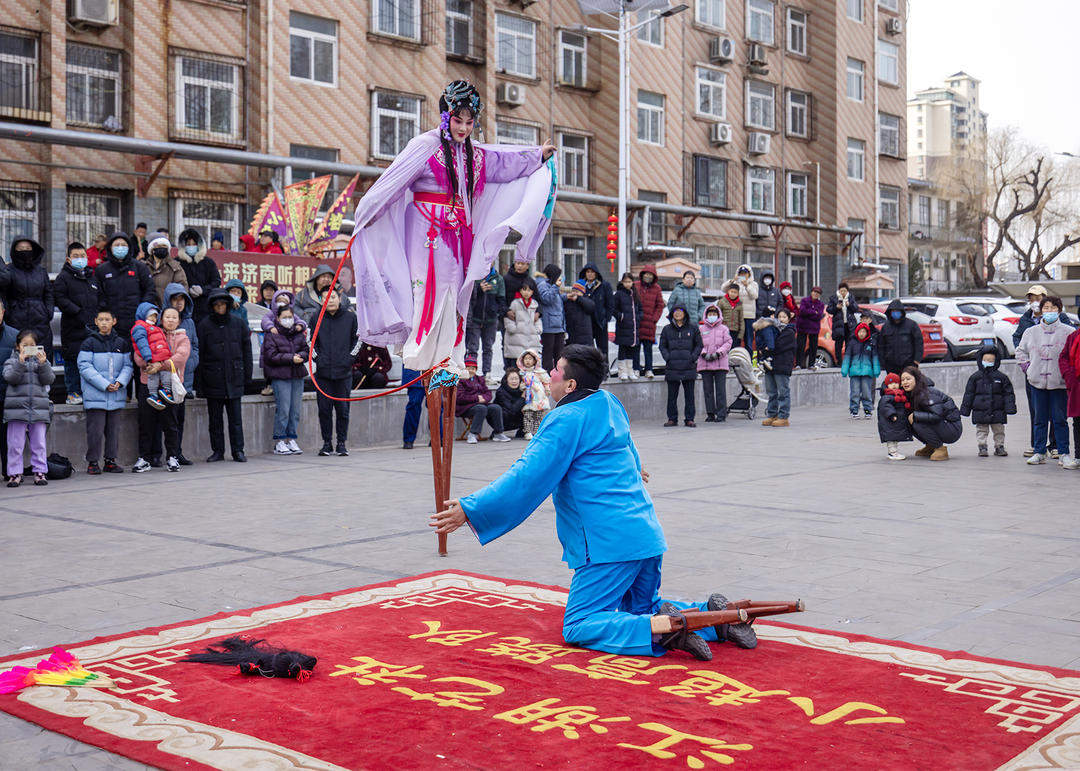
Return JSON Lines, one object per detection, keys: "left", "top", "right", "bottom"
{"left": 78, "top": 308, "right": 133, "bottom": 474}
{"left": 840, "top": 311, "right": 881, "bottom": 418}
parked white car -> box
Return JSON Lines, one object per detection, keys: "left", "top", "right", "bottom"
{"left": 897, "top": 296, "right": 999, "bottom": 360}
{"left": 950, "top": 297, "right": 1026, "bottom": 356}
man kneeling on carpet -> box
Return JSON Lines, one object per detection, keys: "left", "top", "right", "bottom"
{"left": 432, "top": 344, "right": 755, "bottom": 661}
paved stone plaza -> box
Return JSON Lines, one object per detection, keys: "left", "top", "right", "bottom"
{"left": 1, "top": 402, "right": 1077, "bottom": 767}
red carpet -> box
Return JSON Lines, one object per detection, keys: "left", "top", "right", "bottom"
{"left": 1, "top": 571, "right": 1078, "bottom": 769}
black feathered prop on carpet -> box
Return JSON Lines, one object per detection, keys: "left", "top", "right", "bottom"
{"left": 182, "top": 636, "right": 317, "bottom": 682}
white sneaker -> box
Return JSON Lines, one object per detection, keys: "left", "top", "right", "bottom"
{"left": 645, "top": 370, "right": 655, "bottom": 379}
{"left": 1061, "top": 455, "right": 1080, "bottom": 470}
{"left": 466, "top": 433, "right": 478, "bottom": 444}
{"left": 629, "top": 368, "right": 640, "bottom": 380}
{"left": 274, "top": 440, "right": 291, "bottom": 455}
{"left": 132, "top": 457, "right": 151, "bottom": 473}
{"left": 65, "top": 394, "right": 83, "bottom": 405}
{"left": 850, "top": 412, "right": 859, "bottom": 420}
{"left": 887, "top": 451, "right": 906, "bottom": 461}
{"left": 490, "top": 433, "right": 512, "bottom": 442}
{"left": 1026, "top": 453, "right": 1046, "bottom": 465}
{"left": 286, "top": 439, "right": 303, "bottom": 454}
{"left": 524, "top": 432, "right": 534, "bottom": 440}
{"left": 166, "top": 456, "right": 180, "bottom": 472}
{"left": 1050, "top": 449, "right": 1060, "bottom": 460}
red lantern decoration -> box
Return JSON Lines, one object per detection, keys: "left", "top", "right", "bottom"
{"left": 607, "top": 212, "right": 618, "bottom": 272}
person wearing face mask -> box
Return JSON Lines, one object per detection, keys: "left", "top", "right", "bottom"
{"left": 777, "top": 281, "right": 798, "bottom": 318}
{"left": 877, "top": 299, "right": 923, "bottom": 375}
{"left": 754, "top": 272, "right": 782, "bottom": 334}
{"left": 223, "top": 279, "right": 250, "bottom": 327}
{"left": 94, "top": 232, "right": 155, "bottom": 341}
{"left": 261, "top": 304, "right": 309, "bottom": 456}
{"left": 144, "top": 235, "right": 188, "bottom": 306}
{"left": 1011, "top": 285, "right": 1074, "bottom": 457}
{"left": 175, "top": 229, "right": 222, "bottom": 323}
{"left": 52, "top": 242, "right": 101, "bottom": 404}
{"left": 634, "top": 265, "right": 663, "bottom": 377}
{"left": 197, "top": 289, "right": 251, "bottom": 462}
{"left": 261, "top": 288, "right": 308, "bottom": 336}
{"left": 0, "top": 238, "right": 54, "bottom": 361}
{"left": 960, "top": 344, "right": 1016, "bottom": 458}
{"left": 1016, "top": 296, "right": 1072, "bottom": 466}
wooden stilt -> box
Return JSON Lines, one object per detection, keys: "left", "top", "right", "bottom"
{"left": 424, "top": 375, "right": 457, "bottom": 556}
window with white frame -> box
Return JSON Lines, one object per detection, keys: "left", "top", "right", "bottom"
{"left": 846, "top": 58, "right": 864, "bottom": 101}
{"left": 495, "top": 118, "right": 539, "bottom": 145}
{"left": 371, "top": 91, "right": 421, "bottom": 160}
{"left": 559, "top": 234, "right": 587, "bottom": 279}
{"left": 495, "top": 13, "right": 537, "bottom": 78}
{"left": 2, "top": 30, "right": 43, "bottom": 113}
{"left": 0, "top": 184, "right": 39, "bottom": 248}
{"left": 446, "top": 0, "right": 473, "bottom": 58}
{"left": 877, "top": 39, "right": 899, "bottom": 85}
{"left": 694, "top": 155, "right": 728, "bottom": 208}
{"left": 176, "top": 55, "right": 242, "bottom": 142}
{"left": 879, "top": 0, "right": 899, "bottom": 10}
{"left": 66, "top": 189, "right": 122, "bottom": 247}
{"left": 879, "top": 186, "right": 900, "bottom": 229}
{"left": 846, "top": 0, "right": 863, "bottom": 21}
{"left": 372, "top": 0, "right": 419, "bottom": 40}
{"left": 786, "top": 8, "right": 807, "bottom": 55}
{"left": 846, "top": 138, "right": 865, "bottom": 181}
{"left": 879, "top": 112, "right": 900, "bottom": 156}
{"left": 558, "top": 132, "right": 589, "bottom": 189}
{"left": 638, "top": 190, "right": 667, "bottom": 243}
{"left": 696, "top": 0, "right": 726, "bottom": 28}
{"left": 786, "top": 90, "right": 808, "bottom": 137}
{"left": 787, "top": 172, "right": 808, "bottom": 218}
{"left": 637, "top": 90, "right": 664, "bottom": 145}
{"left": 290, "top": 12, "right": 337, "bottom": 86}
{"left": 636, "top": 10, "right": 663, "bottom": 46}
{"left": 558, "top": 31, "right": 587, "bottom": 88}
{"left": 66, "top": 44, "right": 122, "bottom": 128}
{"left": 695, "top": 67, "right": 725, "bottom": 119}
{"left": 746, "top": 166, "right": 775, "bottom": 214}
{"left": 746, "top": 81, "right": 775, "bottom": 130}
{"left": 174, "top": 198, "right": 239, "bottom": 251}
{"left": 747, "top": 0, "right": 775, "bottom": 45}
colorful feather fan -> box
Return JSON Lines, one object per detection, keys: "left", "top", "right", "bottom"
{"left": 0, "top": 647, "right": 115, "bottom": 694}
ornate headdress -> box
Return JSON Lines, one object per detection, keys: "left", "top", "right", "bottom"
{"left": 439, "top": 80, "right": 483, "bottom": 135}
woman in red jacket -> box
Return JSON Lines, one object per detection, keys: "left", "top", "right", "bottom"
{"left": 1058, "top": 326, "right": 1080, "bottom": 469}
{"left": 634, "top": 264, "right": 664, "bottom": 379}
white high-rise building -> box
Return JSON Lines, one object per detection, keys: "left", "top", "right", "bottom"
{"left": 907, "top": 71, "right": 988, "bottom": 180}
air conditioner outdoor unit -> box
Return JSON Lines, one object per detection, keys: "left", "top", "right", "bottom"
{"left": 747, "top": 131, "right": 770, "bottom": 155}
{"left": 885, "top": 17, "right": 903, "bottom": 35}
{"left": 709, "top": 36, "right": 734, "bottom": 63}
{"left": 709, "top": 122, "right": 732, "bottom": 145}
{"left": 749, "top": 43, "right": 767, "bottom": 67}
{"left": 68, "top": 0, "right": 118, "bottom": 26}
{"left": 496, "top": 82, "right": 526, "bottom": 107}
{"left": 749, "top": 222, "right": 769, "bottom": 238}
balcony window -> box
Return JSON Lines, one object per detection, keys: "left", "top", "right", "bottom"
{"left": 558, "top": 31, "right": 587, "bottom": 88}
{"left": 66, "top": 44, "right": 122, "bottom": 128}
{"left": 175, "top": 54, "right": 242, "bottom": 143}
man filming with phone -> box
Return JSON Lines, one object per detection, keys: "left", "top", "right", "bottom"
{"left": 465, "top": 266, "right": 506, "bottom": 381}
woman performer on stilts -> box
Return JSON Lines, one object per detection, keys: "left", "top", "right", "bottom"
{"left": 347, "top": 80, "right": 556, "bottom": 555}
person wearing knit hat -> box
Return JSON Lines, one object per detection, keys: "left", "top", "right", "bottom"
{"left": 840, "top": 310, "right": 880, "bottom": 419}
{"left": 877, "top": 371, "right": 913, "bottom": 460}
{"left": 564, "top": 280, "right": 597, "bottom": 347}
{"left": 778, "top": 280, "right": 798, "bottom": 316}
{"left": 456, "top": 355, "right": 511, "bottom": 443}
{"left": 144, "top": 234, "right": 188, "bottom": 307}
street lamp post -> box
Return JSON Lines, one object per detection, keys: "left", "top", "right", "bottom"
{"left": 576, "top": 3, "right": 688, "bottom": 276}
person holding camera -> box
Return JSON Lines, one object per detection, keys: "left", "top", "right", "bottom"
{"left": 3, "top": 329, "right": 54, "bottom": 487}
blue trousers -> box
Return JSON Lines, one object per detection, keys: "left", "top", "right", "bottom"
{"left": 1032, "top": 387, "right": 1069, "bottom": 455}
{"left": 763, "top": 372, "right": 791, "bottom": 418}
{"left": 562, "top": 556, "right": 716, "bottom": 657}
{"left": 848, "top": 376, "right": 874, "bottom": 414}
{"left": 270, "top": 378, "right": 303, "bottom": 440}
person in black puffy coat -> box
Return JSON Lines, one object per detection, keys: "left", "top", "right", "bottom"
{"left": 53, "top": 242, "right": 100, "bottom": 402}
{"left": 176, "top": 228, "right": 222, "bottom": 323}
{"left": 95, "top": 232, "right": 155, "bottom": 339}
{"left": 494, "top": 368, "right": 526, "bottom": 436}
{"left": 0, "top": 238, "right": 54, "bottom": 360}
{"left": 959, "top": 344, "right": 1017, "bottom": 457}
{"left": 564, "top": 280, "right": 596, "bottom": 347}
{"left": 877, "top": 371, "right": 913, "bottom": 461}
{"left": 658, "top": 305, "right": 703, "bottom": 427}
{"left": 612, "top": 272, "right": 642, "bottom": 380}
{"left": 197, "top": 288, "right": 252, "bottom": 462}
{"left": 878, "top": 299, "right": 923, "bottom": 374}
{"left": 905, "top": 365, "right": 962, "bottom": 461}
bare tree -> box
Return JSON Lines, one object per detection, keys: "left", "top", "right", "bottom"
{"left": 933, "top": 128, "right": 1080, "bottom": 285}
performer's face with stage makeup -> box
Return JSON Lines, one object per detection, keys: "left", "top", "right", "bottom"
{"left": 449, "top": 110, "right": 475, "bottom": 143}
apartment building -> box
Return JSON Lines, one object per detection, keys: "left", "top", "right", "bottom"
{"left": 907, "top": 177, "right": 981, "bottom": 293}
{"left": 907, "top": 71, "right": 987, "bottom": 181}
{"left": 0, "top": 0, "right": 907, "bottom": 293}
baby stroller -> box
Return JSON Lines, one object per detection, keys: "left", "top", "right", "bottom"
{"left": 727, "top": 346, "right": 763, "bottom": 420}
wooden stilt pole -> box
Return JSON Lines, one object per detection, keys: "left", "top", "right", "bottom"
{"left": 424, "top": 374, "right": 457, "bottom": 556}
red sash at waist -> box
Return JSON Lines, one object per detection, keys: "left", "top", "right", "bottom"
{"left": 413, "top": 192, "right": 464, "bottom": 208}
